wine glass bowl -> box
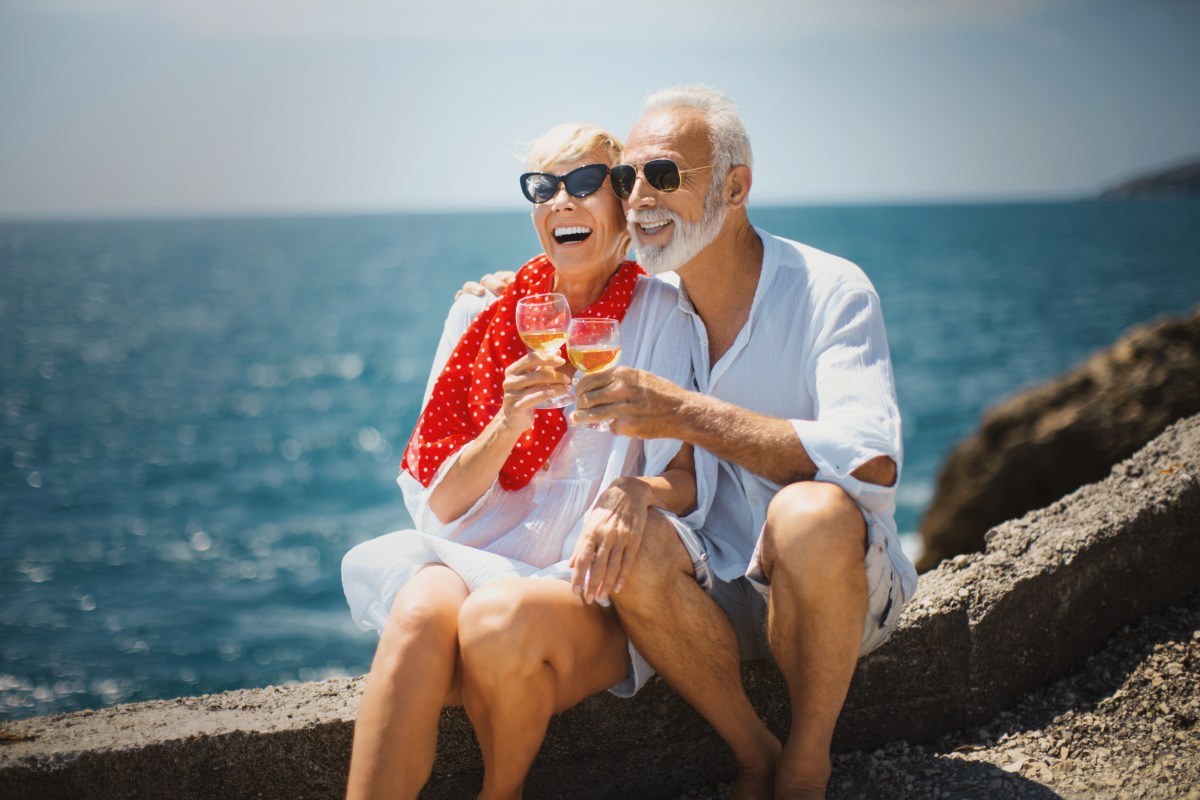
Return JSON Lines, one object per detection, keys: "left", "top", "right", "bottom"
{"left": 515, "top": 293, "right": 573, "bottom": 408}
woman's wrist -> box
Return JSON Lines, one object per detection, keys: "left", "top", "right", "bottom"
{"left": 491, "top": 408, "right": 534, "bottom": 440}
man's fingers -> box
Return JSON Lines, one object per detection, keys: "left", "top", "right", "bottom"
{"left": 455, "top": 281, "right": 486, "bottom": 300}
{"left": 595, "top": 540, "right": 628, "bottom": 603}
{"left": 585, "top": 542, "right": 613, "bottom": 603}
{"left": 571, "top": 542, "right": 595, "bottom": 598}
{"left": 480, "top": 270, "right": 516, "bottom": 296}
{"left": 572, "top": 371, "right": 618, "bottom": 406}
{"left": 612, "top": 533, "right": 642, "bottom": 594}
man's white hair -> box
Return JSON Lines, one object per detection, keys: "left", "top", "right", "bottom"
{"left": 643, "top": 84, "right": 753, "bottom": 172}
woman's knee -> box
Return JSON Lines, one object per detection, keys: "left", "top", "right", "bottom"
{"left": 457, "top": 583, "right": 548, "bottom": 680}
{"left": 382, "top": 578, "right": 462, "bottom": 647}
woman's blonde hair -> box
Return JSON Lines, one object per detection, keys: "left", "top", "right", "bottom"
{"left": 523, "top": 123, "right": 624, "bottom": 172}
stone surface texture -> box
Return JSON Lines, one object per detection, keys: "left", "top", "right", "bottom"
{"left": 918, "top": 305, "right": 1200, "bottom": 571}
{"left": 2, "top": 414, "right": 1198, "bottom": 800}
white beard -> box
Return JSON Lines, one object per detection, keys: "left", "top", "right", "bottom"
{"left": 628, "top": 182, "right": 728, "bottom": 275}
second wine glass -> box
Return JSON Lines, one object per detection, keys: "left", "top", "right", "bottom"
{"left": 566, "top": 317, "right": 621, "bottom": 431}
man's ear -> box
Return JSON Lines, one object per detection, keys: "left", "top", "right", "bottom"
{"left": 725, "top": 165, "right": 752, "bottom": 208}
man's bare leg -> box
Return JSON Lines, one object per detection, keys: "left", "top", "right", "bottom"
{"left": 759, "top": 482, "right": 869, "bottom": 800}
{"left": 613, "top": 512, "right": 781, "bottom": 800}
{"left": 457, "top": 578, "right": 630, "bottom": 800}
{"left": 346, "top": 565, "right": 469, "bottom": 800}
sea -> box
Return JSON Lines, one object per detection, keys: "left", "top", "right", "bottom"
{"left": 2, "top": 200, "right": 1199, "bottom": 722}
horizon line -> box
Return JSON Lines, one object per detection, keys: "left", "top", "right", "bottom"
{"left": 1, "top": 191, "right": 1156, "bottom": 225}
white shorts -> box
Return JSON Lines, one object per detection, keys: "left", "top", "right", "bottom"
{"left": 673, "top": 518, "right": 905, "bottom": 663}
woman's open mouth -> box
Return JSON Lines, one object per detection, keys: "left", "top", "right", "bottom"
{"left": 553, "top": 226, "right": 592, "bottom": 244}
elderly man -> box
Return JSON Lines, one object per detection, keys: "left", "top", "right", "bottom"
{"left": 565, "top": 85, "right": 918, "bottom": 800}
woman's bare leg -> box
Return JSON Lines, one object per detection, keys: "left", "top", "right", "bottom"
{"left": 457, "top": 578, "right": 630, "bottom": 800}
{"left": 346, "top": 565, "right": 469, "bottom": 800}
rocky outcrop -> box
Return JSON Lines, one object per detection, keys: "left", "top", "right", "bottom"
{"left": 3, "top": 415, "right": 1199, "bottom": 800}
{"left": 1099, "top": 159, "right": 1200, "bottom": 199}
{"left": 917, "top": 306, "right": 1200, "bottom": 572}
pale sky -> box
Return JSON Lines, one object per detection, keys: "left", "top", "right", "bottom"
{"left": 1, "top": 0, "right": 1197, "bottom": 218}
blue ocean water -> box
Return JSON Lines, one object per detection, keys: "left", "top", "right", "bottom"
{"left": 2, "top": 201, "right": 1198, "bottom": 721}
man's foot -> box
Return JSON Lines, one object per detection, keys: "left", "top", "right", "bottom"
{"left": 774, "top": 741, "right": 831, "bottom": 800}
{"left": 730, "top": 762, "right": 776, "bottom": 800}
{"left": 772, "top": 753, "right": 830, "bottom": 796}
{"left": 774, "top": 789, "right": 826, "bottom": 800}
{"left": 730, "top": 734, "right": 782, "bottom": 800}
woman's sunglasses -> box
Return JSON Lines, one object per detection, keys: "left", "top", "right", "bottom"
{"left": 609, "top": 159, "right": 714, "bottom": 200}
{"left": 519, "top": 163, "right": 610, "bottom": 204}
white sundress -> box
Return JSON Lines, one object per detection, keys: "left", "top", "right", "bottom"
{"left": 341, "top": 274, "right": 702, "bottom": 696}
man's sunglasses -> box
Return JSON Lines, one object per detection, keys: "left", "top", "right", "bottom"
{"left": 519, "top": 163, "right": 610, "bottom": 204}
{"left": 609, "top": 159, "right": 714, "bottom": 200}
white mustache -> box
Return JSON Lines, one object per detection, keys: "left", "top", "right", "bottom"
{"left": 626, "top": 208, "right": 678, "bottom": 225}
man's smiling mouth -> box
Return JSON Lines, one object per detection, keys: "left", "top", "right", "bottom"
{"left": 554, "top": 226, "right": 592, "bottom": 244}
{"left": 638, "top": 220, "right": 671, "bottom": 235}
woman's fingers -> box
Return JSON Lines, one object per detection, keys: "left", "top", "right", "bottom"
{"left": 505, "top": 352, "right": 568, "bottom": 382}
{"left": 503, "top": 352, "right": 571, "bottom": 415}
{"left": 504, "top": 366, "right": 568, "bottom": 391}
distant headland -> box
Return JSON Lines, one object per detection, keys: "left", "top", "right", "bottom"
{"left": 1099, "top": 157, "right": 1200, "bottom": 198}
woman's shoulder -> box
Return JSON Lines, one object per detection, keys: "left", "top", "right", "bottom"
{"left": 451, "top": 289, "right": 495, "bottom": 317}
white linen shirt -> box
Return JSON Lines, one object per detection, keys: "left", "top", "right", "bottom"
{"left": 677, "top": 229, "right": 918, "bottom": 602}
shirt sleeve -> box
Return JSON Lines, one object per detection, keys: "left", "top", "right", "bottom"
{"left": 790, "top": 286, "right": 902, "bottom": 515}
{"left": 421, "top": 291, "right": 495, "bottom": 406}
{"left": 398, "top": 448, "right": 500, "bottom": 537}
{"left": 401, "top": 292, "right": 500, "bottom": 532}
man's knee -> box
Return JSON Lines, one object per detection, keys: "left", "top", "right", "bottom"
{"left": 614, "top": 511, "right": 692, "bottom": 604}
{"left": 762, "top": 482, "right": 866, "bottom": 580}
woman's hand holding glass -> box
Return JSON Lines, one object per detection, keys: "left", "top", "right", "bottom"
{"left": 499, "top": 350, "right": 571, "bottom": 432}
{"left": 515, "top": 293, "right": 573, "bottom": 409}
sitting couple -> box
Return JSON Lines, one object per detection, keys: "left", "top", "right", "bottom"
{"left": 341, "top": 84, "right": 917, "bottom": 800}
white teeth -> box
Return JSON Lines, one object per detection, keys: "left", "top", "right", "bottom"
{"left": 639, "top": 220, "right": 670, "bottom": 233}
{"left": 554, "top": 226, "right": 592, "bottom": 236}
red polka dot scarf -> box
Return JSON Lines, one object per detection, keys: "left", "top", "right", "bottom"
{"left": 402, "top": 254, "right": 645, "bottom": 491}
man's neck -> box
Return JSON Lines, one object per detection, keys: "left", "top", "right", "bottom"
{"left": 676, "top": 214, "right": 763, "bottom": 363}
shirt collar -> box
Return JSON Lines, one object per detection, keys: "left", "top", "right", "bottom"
{"left": 670, "top": 228, "right": 779, "bottom": 321}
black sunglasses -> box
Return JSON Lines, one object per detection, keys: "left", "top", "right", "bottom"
{"left": 519, "top": 163, "right": 610, "bottom": 204}
{"left": 609, "top": 159, "right": 714, "bottom": 200}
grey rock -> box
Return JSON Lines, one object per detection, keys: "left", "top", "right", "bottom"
{"left": 918, "top": 306, "right": 1200, "bottom": 571}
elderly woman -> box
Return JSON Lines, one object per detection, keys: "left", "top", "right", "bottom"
{"left": 341, "top": 124, "right": 700, "bottom": 800}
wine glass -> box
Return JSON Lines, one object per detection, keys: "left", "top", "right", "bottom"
{"left": 515, "top": 293, "right": 573, "bottom": 408}
{"left": 566, "top": 317, "right": 621, "bottom": 430}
